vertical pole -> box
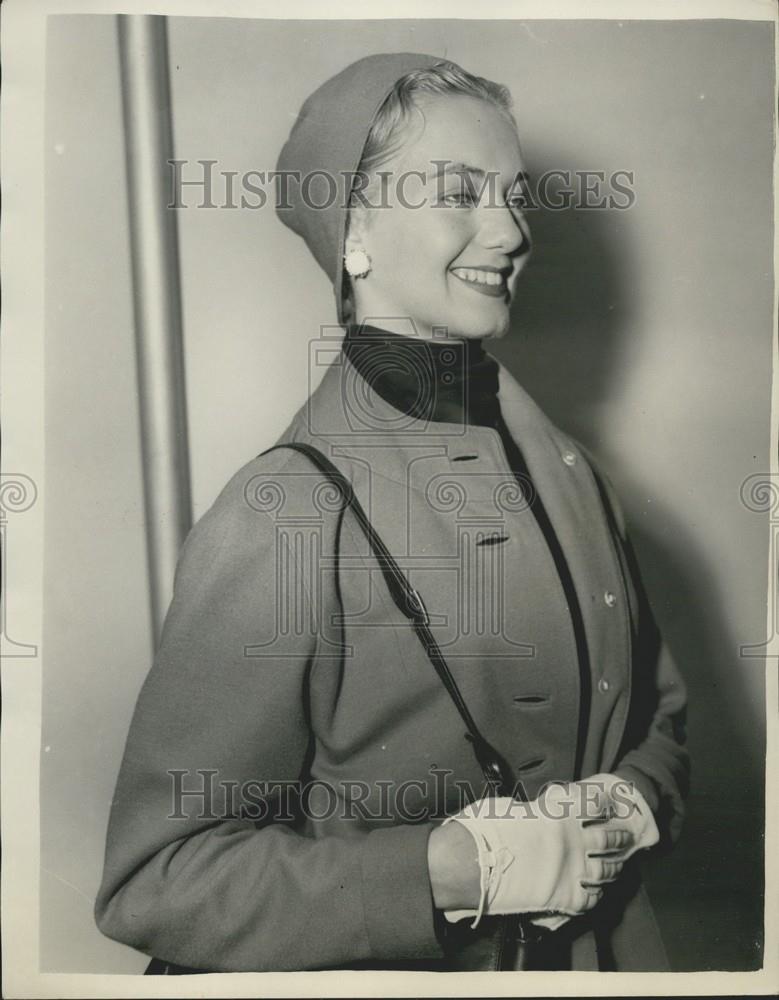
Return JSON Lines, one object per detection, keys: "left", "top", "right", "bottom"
{"left": 118, "top": 15, "right": 192, "bottom": 643}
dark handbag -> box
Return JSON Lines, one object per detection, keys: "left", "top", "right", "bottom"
{"left": 144, "top": 441, "right": 543, "bottom": 974}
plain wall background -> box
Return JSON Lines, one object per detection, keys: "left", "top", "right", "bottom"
{"left": 42, "top": 15, "right": 773, "bottom": 972}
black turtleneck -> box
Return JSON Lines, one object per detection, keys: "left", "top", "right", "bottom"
{"left": 342, "top": 322, "right": 592, "bottom": 782}
{"left": 342, "top": 323, "right": 501, "bottom": 428}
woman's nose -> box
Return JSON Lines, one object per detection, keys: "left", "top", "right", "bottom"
{"left": 478, "top": 203, "right": 531, "bottom": 257}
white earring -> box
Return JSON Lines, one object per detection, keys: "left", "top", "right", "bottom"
{"left": 344, "top": 248, "right": 372, "bottom": 278}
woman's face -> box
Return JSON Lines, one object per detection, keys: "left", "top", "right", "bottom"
{"left": 348, "top": 94, "right": 532, "bottom": 341}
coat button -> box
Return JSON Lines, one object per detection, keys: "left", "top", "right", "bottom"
{"left": 598, "top": 678, "right": 610, "bottom": 694}
{"left": 562, "top": 450, "right": 577, "bottom": 466}
{"left": 604, "top": 590, "right": 617, "bottom": 607}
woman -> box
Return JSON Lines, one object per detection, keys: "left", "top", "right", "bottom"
{"left": 95, "top": 52, "right": 689, "bottom": 973}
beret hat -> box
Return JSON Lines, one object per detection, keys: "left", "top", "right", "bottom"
{"left": 275, "top": 52, "right": 444, "bottom": 325}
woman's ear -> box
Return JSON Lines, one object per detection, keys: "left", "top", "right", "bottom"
{"left": 344, "top": 204, "right": 371, "bottom": 254}
{"left": 343, "top": 205, "right": 373, "bottom": 280}
{"left": 344, "top": 233, "right": 365, "bottom": 257}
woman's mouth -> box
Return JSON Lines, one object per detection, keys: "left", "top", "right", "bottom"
{"left": 450, "top": 267, "right": 509, "bottom": 299}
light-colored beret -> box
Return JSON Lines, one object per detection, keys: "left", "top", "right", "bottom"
{"left": 275, "top": 52, "right": 444, "bottom": 325}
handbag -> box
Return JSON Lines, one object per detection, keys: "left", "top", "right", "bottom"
{"left": 145, "top": 441, "right": 544, "bottom": 973}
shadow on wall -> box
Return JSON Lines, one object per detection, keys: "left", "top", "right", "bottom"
{"left": 492, "top": 193, "right": 766, "bottom": 972}
{"left": 630, "top": 510, "right": 765, "bottom": 972}
{"left": 494, "top": 161, "right": 635, "bottom": 436}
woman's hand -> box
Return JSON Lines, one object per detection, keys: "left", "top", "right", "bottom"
{"left": 432, "top": 786, "right": 637, "bottom": 928}
{"left": 571, "top": 772, "right": 660, "bottom": 859}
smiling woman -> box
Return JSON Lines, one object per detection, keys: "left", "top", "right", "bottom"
{"left": 95, "top": 52, "right": 689, "bottom": 974}
{"left": 343, "top": 93, "right": 533, "bottom": 340}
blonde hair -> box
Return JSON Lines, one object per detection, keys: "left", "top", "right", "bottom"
{"left": 358, "top": 61, "right": 516, "bottom": 177}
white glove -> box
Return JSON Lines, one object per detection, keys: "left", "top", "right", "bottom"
{"left": 572, "top": 772, "right": 659, "bottom": 854}
{"left": 530, "top": 773, "right": 660, "bottom": 932}
{"left": 442, "top": 784, "right": 636, "bottom": 928}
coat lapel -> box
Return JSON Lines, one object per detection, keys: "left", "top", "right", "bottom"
{"left": 495, "top": 363, "right": 633, "bottom": 773}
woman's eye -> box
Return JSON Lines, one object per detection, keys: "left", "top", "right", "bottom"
{"left": 507, "top": 194, "right": 528, "bottom": 211}
{"left": 441, "top": 191, "right": 476, "bottom": 207}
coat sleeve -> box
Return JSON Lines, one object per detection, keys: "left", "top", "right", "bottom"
{"left": 94, "top": 451, "right": 444, "bottom": 972}
{"left": 584, "top": 452, "right": 691, "bottom": 847}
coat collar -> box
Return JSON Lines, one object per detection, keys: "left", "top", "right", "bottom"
{"left": 292, "top": 346, "right": 576, "bottom": 480}
{"left": 290, "top": 344, "right": 572, "bottom": 457}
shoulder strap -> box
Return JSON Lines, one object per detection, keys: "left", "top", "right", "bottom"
{"left": 259, "top": 440, "right": 513, "bottom": 798}
{"left": 262, "top": 442, "right": 427, "bottom": 625}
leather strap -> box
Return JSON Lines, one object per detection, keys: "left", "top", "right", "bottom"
{"left": 260, "top": 441, "right": 514, "bottom": 796}
{"left": 258, "top": 441, "right": 547, "bottom": 966}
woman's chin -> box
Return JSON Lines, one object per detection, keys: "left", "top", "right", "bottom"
{"left": 455, "top": 307, "right": 511, "bottom": 340}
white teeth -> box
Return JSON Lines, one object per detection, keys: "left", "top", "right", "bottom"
{"left": 452, "top": 268, "right": 504, "bottom": 286}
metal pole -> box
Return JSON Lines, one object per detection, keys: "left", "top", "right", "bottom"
{"left": 118, "top": 14, "right": 192, "bottom": 643}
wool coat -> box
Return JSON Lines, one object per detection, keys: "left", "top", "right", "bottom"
{"left": 95, "top": 349, "right": 689, "bottom": 972}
